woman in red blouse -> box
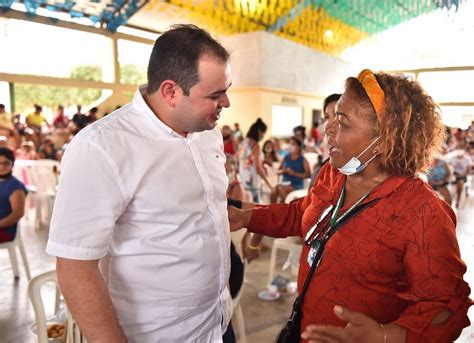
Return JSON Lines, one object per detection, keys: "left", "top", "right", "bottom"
{"left": 228, "top": 70, "right": 472, "bottom": 343}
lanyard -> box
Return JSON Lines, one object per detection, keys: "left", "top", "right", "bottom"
{"left": 329, "top": 185, "right": 371, "bottom": 228}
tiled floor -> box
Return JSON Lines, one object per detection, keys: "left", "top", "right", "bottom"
{"left": 1, "top": 188, "right": 473, "bottom": 343}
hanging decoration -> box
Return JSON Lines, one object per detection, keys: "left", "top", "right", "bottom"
{"left": 1, "top": 0, "right": 469, "bottom": 53}
{"left": 145, "top": 0, "right": 468, "bottom": 55}
{"left": 0, "top": 0, "right": 149, "bottom": 32}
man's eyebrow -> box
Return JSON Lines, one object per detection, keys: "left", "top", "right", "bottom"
{"left": 209, "top": 83, "right": 232, "bottom": 96}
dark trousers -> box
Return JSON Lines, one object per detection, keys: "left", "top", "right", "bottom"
{"left": 223, "top": 321, "right": 236, "bottom": 343}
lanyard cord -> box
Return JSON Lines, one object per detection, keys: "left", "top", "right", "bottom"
{"left": 329, "top": 185, "right": 371, "bottom": 228}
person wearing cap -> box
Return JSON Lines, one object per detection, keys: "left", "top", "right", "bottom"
{"left": 0, "top": 147, "right": 27, "bottom": 243}
{"left": 229, "top": 70, "right": 471, "bottom": 342}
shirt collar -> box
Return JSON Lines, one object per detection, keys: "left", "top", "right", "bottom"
{"left": 314, "top": 164, "right": 409, "bottom": 204}
{"left": 133, "top": 85, "right": 191, "bottom": 139}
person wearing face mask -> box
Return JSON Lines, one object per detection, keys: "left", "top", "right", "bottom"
{"left": 237, "top": 118, "right": 275, "bottom": 258}
{"left": 238, "top": 118, "right": 274, "bottom": 203}
{"left": 0, "top": 147, "right": 27, "bottom": 243}
{"left": 309, "top": 94, "right": 342, "bottom": 190}
{"left": 229, "top": 70, "right": 471, "bottom": 342}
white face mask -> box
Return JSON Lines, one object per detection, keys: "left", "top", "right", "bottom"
{"left": 338, "top": 136, "right": 380, "bottom": 176}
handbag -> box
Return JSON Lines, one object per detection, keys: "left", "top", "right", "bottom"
{"left": 275, "top": 199, "right": 379, "bottom": 343}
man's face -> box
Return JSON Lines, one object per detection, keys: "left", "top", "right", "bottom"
{"left": 175, "top": 55, "right": 231, "bottom": 134}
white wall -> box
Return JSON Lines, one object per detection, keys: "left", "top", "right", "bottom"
{"left": 221, "top": 31, "right": 356, "bottom": 96}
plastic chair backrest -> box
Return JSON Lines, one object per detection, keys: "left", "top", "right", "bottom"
{"left": 28, "top": 160, "right": 60, "bottom": 194}
{"left": 12, "top": 159, "right": 36, "bottom": 186}
{"left": 285, "top": 188, "right": 309, "bottom": 203}
{"left": 28, "top": 270, "right": 58, "bottom": 343}
{"left": 303, "top": 152, "right": 319, "bottom": 169}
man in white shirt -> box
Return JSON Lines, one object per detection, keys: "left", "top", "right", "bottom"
{"left": 46, "top": 24, "right": 233, "bottom": 342}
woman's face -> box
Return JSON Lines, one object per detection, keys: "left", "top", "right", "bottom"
{"left": 289, "top": 140, "right": 301, "bottom": 154}
{"left": 263, "top": 141, "right": 273, "bottom": 153}
{"left": 324, "top": 101, "right": 337, "bottom": 123}
{"left": 322, "top": 101, "right": 337, "bottom": 138}
{"left": 326, "top": 93, "right": 378, "bottom": 169}
{"left": 0, "top": 155, "right": 13, "bottom": 176}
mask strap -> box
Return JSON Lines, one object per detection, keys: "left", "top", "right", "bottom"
{"left": 356, "top": 136, "right": 380, "bottom": 159}
{"left": 361, "top": 154, "right": 378, "bottom": 167}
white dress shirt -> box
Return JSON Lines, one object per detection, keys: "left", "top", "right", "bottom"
{"left": 46, "top": 86, "right": 232, "bottom": 342}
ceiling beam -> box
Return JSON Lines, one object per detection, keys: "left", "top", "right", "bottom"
{"left": 1, "top": 9, "right": 154, "bottom": 45}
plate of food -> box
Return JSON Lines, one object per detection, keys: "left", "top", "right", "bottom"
{"left": 258, "top": 289, "right": 281, "bottom": 301}
{"left": 31, "top": 321, "right": 66, "bottom": 342}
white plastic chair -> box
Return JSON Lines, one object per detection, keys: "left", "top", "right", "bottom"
{"left": 303, "top": 152, "right": 319, "bottom": 170}
{"left": 261, "top": 164, "right": 280, "bottom": 204}
{"left": 12, "top": 159, "right": 36, "bottom": 221}
{"left": 267, "top": 189, "right": 308, "bottom": 285}
{"left": 0, "top": 221, "right": 31, "bottom": 280}
{"left": 26, "top": 159, "right": 60, "bottom": 229}
{"left": 28, "top": 270, "right": 85, "bottom": 343}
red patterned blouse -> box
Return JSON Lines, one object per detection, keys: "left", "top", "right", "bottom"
{"left": 248, "top": 163, "right": 472, "bottom": 342}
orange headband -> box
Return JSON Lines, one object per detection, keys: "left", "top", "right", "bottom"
{"left": 357, "top": 69, "right": 385, "bottom": 120}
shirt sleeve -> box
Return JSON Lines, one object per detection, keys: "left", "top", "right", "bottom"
{"left": 392, "top": 199, "right": 472, "bottom": 342}
{"left": 247, "top": 162, "right": 334, "bottom": 238}
{"left": 247, "top": 196, "right": 310, "bottom": 238}
{"left": 46, "top": 137, "right": 128, "bottom": 260}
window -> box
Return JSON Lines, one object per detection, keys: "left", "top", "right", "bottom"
{"left": 0, "top": 19, "right": 113, "bottom": 82}
{"left": 271, "top": 105, "right": 303, "bottom": 137}
{"left": 118, "top": 39, "right": 151, "bottom": 85}
{"left": 439, "top": 106, "right": 474, "bottom": 130}
{"left": 13, "top": 83, "right": 110, "bottom": 122}
{"left": 0, "top": 82, "right": 11, "bottom": 112}
{"left": 417, "top": 71, "right": 474, "bottom": 103}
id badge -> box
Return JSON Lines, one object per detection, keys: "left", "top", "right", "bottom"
{"left": 307, "top": 239, "right": 321, "bottom": 266}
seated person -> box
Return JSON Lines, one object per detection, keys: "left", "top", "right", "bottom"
{"left": 271, "top": 137, "right": 310, "bottom": 203}
{"left": 427, "top": 154, "right": 452, "bottom": 205}
{"left": 449, "top": 150, "right": 471, "bottom": 208}
{"left": 0, "top": 148, "right": 27, "bottom": 243}
{"left": 16, "top": 141, "right": 37, "bottom": 160}
{"left": 38, "top": 138, "right": 58, "bottom": 160}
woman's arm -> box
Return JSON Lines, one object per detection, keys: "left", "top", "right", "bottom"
{"left": 0, "top": 189, "right": 25, "bottom": 229}
{"left": 443, "top": 162, "right": 451, "bottom": 181}
{"left": 391, "top": 198, "right": 471, "bottom": 342}
{"left": 253, "top": 144, "right": 273, "bottom": 189}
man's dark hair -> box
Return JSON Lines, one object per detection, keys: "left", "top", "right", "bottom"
{"left": 147, "top": 24, "right": 230, "bottom": 96}
{"left": 0, "top": 104, "right": 5, "bottom": 110}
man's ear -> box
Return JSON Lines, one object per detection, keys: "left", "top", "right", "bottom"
{"left": 159, "top": 80, "right": 180, "bottom": 107}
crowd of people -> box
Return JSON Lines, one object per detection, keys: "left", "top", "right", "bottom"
{"left": 1, "top": 23, "right": 474, "bottom": 343}
{"left": 0, "top": 103, "right": 103, "bottom": 162}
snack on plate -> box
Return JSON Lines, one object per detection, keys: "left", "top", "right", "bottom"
{"left": 47, "top": 323, "right": 65, "bottom": 339}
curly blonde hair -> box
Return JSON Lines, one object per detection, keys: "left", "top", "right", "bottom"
{"left": 345, "top": 72, "right": 445, "bottom": 177}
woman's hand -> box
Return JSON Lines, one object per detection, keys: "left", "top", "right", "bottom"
{"left": 241, "top": 233, "right": 260, "bottom": 263}
{"left": 301, "top": 306, "right": 386, "bottom": 343}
